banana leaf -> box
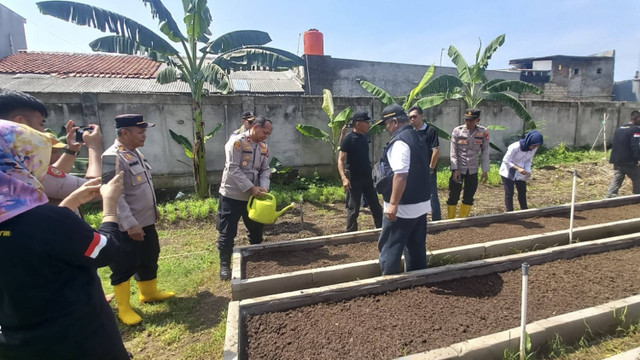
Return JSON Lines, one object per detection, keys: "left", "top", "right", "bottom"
{"left": 201, "top": 30, "right": 271, "bottom": 54}
{"left": 169, "top": 129, "right": 194, "bottom": 158}
{"left": 140, "top": 0, "right": 185, "bottom": 42}
{"left": 322, "top": 89, "right": 335, "bottom": 119}
{"left": 296, "top": 124, "right": 330, "bottom": 141}
{"left": 204, "top": 123, "right": 223, "bottom": 142}
{"left": 359, "top": 80, "right": 396, "bottom": 107}
{"left": 37, "top": 1, "right": 179, "bottom": 55}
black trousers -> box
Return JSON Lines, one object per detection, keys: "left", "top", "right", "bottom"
{"left": 346, "top": 175, "right": 383, "bottom": 232}
{"left": 501, "top": 176, "right": 528, "bottom": 211}
{"left": 447, "top": 170, "right": 479, "bottom": 206}
{"left": 110, "top": 224, "right": 160, "bottom": 286}
{"left": 217, "top": 195, "right": 264, "bottom": 263}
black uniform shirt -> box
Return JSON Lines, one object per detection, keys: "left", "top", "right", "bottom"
{"left": 417, "top": 123, "right": 440, "bottom": 163}
{"left": 610, "top": 122, "right": 640, "bottom": 165}
{"left": 0, "top": 206, "right": 129, "bottom": 360}
{"left": 340, "top": 131, "right": 372, "bottom": 176}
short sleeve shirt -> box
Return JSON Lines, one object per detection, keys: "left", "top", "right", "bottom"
{"left": 340, "top": 131, "right": 372, "bottom": 175}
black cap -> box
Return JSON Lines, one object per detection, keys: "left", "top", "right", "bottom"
{"left": 374, "top": 104, "right": 406, "bottom": 126}
{"left": 115, "top": 114, "right": 155, "bottom": 129}
{"left": 351, "top": 111, "right": 372, "bottom": 125}
{"left": 242, "top": 111, "right": 256, "bottom": 121}
{"left": 463, "top": 108, "right": 481, "bottom": 120}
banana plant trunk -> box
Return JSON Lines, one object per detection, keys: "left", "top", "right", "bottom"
{"left": 192, "top": 99, "right": 209, "bottom": 198}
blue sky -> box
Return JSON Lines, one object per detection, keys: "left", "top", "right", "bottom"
{"left": 3, "top": 0, "right": 639, "bottom": 81}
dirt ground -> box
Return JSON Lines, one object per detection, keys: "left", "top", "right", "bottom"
{"left": 245, "top": 246, "right": 640, "bottom": 359}
{"left": 242, "top": 160, "right": 639, "bottom": 278}
{"left": 237, "top": 160, "right": 640, "bottom": 359}
{"left": 236, "top": 160, "right": 629, "bottom": 246}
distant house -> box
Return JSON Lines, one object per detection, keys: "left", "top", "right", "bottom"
{"left": 613, "top": 76, "right": 640, "bottom": 102}
{"left": 0, "top": 4, "right": 27, "bottom": 59}
{"left": 509, "top": 51, "right": 615, "bottom": 101}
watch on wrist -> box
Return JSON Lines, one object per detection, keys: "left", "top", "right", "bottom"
{"left": 63, "top": 146, "right": 79, "bottom": 156}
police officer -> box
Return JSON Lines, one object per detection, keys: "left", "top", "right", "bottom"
{"left": 606, "top": 110, "right": 640, "bottom": 197}
{"left": 338, "top": 111, "right": 382, "bottom": 232}
{"left": 217, "top": 117, "right": 273, "bottom": 280}
{"left": 103, "top": 114, "right": 174, "bottom": 325}
{"left": 232, "top": 111, "right": 256, "bottom": 136}
{"left": 447, "top": 108, "right": 490, "bottom": 218}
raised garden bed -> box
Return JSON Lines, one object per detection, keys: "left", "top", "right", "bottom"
{"left": 242, "top": 198, "right": 640, "bottom": 279}
{"left": 230, "top": 237, "right": 640, "bottom": 359}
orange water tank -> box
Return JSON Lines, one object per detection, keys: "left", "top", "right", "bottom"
{"left": 304, "top": 29, "right": 324, "bottom": 56}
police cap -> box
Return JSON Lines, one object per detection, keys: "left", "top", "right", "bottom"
{"left": 115, "top": 114, "right": 155, "bottom": 129}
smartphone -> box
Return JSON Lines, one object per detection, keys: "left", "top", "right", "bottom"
{"left": 75, "top": 126, "right": 94, "bottom": 142}
{"left": 102, "top": 154, "right": 118, "bottom": 184}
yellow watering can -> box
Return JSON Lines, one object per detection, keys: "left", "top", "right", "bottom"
{"left": 247, "top": 193, "right": 295, "bottom": 224}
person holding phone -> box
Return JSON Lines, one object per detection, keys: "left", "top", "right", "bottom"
{"left": 102, "top": 114, "right": 174, "bottom": 326}
{"left": 0, "top": 120, "right": 130, "bottom": 360}
{"left": 0, "top": 89, "right": 104, "bottom": 206}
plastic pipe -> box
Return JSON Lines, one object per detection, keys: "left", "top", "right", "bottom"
{"left": 520, "top": 262, "right": 530, "bottom": 360}
{"left": 569, "top": 170, "right": 578, "bottom": 243}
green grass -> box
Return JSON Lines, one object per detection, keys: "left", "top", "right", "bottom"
{"left": 78, "top": 145, "right": 612, "bottom": 359}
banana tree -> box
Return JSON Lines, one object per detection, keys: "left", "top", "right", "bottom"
{"left": 420, "top": 34, "right": 543, "bottom": 138}
{"left": 37, "top": 0, "right": 303, "bottom": 198}
{"left": 296, "top": 89, "right": 353, "bottom": 178}
{"left": 359, "top": 64, "right": 449, "bottom": 138}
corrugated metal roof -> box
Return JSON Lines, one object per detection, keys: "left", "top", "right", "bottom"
{"left": 0, "top": 73, "right": 218, "bottom": 93}
{"left": 229, "top": 70, "right": 304, "bottom": 93}
{"left": 0, "top": 70, "right": 304, "bottom": 94}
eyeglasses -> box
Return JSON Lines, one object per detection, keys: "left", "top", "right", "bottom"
{"left": 409, "top": 115, "right": 418, "bottom": 120}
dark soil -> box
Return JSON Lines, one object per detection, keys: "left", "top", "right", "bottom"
{"left": 245, "top": 203, "right": 640, "bottom": 278}
{"left": 245, "top": 246, "right": 640, "bottom": 360}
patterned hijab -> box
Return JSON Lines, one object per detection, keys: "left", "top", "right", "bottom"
{"left": 0, "top": 120, "right": 60, "bottom": 222}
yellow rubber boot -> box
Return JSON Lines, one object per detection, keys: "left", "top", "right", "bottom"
{"left": 138, "top": 278, "right": 175, "bottom": 303}
{"left": 459, "top": 204, "right": 472, "bottom": 218}
{"left": 114, "top": 279, "right": 142, "bottom": 325}
{"left": 447, "top": 205, "right": 457, "bottom": 219}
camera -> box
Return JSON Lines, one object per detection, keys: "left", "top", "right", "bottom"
{"left": 75, "top": 126, "right": 94, "bottom": 142}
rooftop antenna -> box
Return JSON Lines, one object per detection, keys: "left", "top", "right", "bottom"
{"left": 297, "top": 33, "right": 302, "bottom": 56}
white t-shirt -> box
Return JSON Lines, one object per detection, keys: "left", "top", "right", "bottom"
{"left": 383, "top": 140, "right": 431, "bottom": 219}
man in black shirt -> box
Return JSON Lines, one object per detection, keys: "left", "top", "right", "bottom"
{"left": 409, "top": 105, "right": 441, "bottom": 220}
{"left": 606, "top": 110, "right": 640, "bottom": 197}
{"left": 338, "top": 111, "right": 383, "bottom": 232}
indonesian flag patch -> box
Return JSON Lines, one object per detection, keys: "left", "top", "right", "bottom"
{"left": 84, "top": 232, "right": 107, "bottom": 259}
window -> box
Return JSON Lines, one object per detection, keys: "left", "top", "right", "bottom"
{"left": 558, "top": 64, "right": 562, "bottom": 70}
{"left": 597, "top": 68, "right": 602, "bottom": 74}
{"left": 574, "top": 68, "right": 580, "bottom": 75}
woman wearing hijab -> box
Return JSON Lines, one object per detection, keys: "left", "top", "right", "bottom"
{"left": 499, "top": 130, "right": 544, "bottom": 212}
{"left": 0, "top": 120, "right": 130, "bottom": 360}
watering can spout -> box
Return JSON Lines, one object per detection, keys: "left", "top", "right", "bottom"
{"left": 275, "top": 202, "right": 296, "bottom": 218}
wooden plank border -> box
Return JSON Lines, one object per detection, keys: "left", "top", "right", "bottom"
{"left": 224, "top": 233, "right": 640, "bottom": 359}
{"left": 231, "top": 195, "right": 640, "bottom": 282}
{"left": 231, "top": 218, "right": 640, "bottom": 300}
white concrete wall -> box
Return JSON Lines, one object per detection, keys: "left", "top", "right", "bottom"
{"left": 33, "top": 92, "right": 639, "bottom": 188}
